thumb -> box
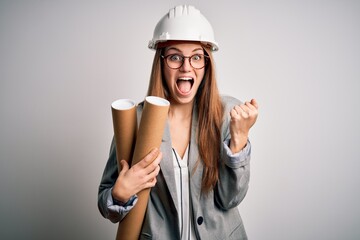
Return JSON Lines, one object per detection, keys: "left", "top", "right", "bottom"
{"left": 251, "top": 99, "right": 259, "bottom": 109}
{"left": 119, "top": 160, "right": 129, "bottom": 173}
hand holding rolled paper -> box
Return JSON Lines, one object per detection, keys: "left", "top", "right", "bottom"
{"left": 112, "top": 148, "right": 162, "bottom": 203}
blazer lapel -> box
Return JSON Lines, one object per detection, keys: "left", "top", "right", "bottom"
{"left": 159, "top": 121, "right": 179, "bottom": 213}
{"left": 188, "top": 107, "right": 203, "bottom": 217}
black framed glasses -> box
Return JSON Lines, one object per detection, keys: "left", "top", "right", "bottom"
{"left": 161, "top": 54, "right": 209, "bottom": 69}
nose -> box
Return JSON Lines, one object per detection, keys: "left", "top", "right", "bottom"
{"left": 180, "top": 57, "right": 192, "bottom": 72}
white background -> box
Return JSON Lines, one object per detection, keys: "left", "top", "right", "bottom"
{"left": 1, "top": 0, "right": 359, "bottom": 239}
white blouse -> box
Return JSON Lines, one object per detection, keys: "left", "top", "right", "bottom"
{"left": 172, "top": 145, "right": 196, "bottom": 240}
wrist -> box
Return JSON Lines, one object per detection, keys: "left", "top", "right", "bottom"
{"left": 111, "top": 188, "right": 130, "bottom": 204}
{"left": 229, "top": 133, "right": 248, "bottom": 153}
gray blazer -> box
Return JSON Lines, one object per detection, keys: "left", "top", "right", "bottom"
{"left": 98, "top": 95, "right": 251, "bottom": 240}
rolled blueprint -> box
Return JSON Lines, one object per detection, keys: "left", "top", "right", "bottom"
{"left": 111, "top": 99, "right": 137, "bottom": 171}
{"left": 116, "top": 96, "right": 170, "bottom": 240}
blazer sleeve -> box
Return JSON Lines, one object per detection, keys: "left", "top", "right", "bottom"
{"left": 97, "top": 138, "right": 137, "bottom": 223}
{"left": 214, "top": 95, "right": 251, "bottom": 210}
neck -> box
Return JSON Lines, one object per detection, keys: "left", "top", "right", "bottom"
{"left": 168, "top": 100, "right": 194, "bottom": 120}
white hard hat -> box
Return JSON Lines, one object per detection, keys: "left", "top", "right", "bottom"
{"left": 148, "top": 5, "right": 219, "bottom": 51}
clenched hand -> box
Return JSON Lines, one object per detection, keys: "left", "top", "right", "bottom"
{"left": 229, "top": 99, "right": 259, "bottom": 153}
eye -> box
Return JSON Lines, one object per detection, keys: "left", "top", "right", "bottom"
{"left": 191, "top": 54, "right": 203, "bottom": 61}
{"left": 168, "top": 54, "right": 183, "bottom": 62}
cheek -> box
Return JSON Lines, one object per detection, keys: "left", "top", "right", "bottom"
{"left": 163, "top": 68, "right": 171, "bottom": 84}
{"left": 197, "top": 70, "right": 206, "bottom": 84}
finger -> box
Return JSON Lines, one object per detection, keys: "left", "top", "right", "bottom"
{"left": 137, "top": 148, "right": 159, "bottom": 168}
{"left": 250, "top": 99, "right": 259, "bottom": 109}
{"left": 234, "top": 105, "right": 243, "bottom": 114}
{"left": 239, "top": 104, "right": 250, "bottom": 117}
{"left": 147, "top": 164, "right": 161, "bottom": 181}
{"left": 145, "top": 177, "right": 158, "bottom": 188}
{"left": 245, "top": 101, "right": 256, "bottom": 111}
{"left": 144, "top": 148, "right": 159, "bottom": 164}
{"left": 241, "top": 111, "right": 249, "bottom": 118}
{"left": 144, "top": 151, "right": 162, "bottom": 174}
{"left": 230, "top": 108, "right": 239, "bottom": 118}
{"left": 232, "top": 105, "right": 249, "bottom": 118}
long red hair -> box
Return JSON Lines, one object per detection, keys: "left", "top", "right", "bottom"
{"left": 147, "top": 46, "right": 224, "bottom": 193}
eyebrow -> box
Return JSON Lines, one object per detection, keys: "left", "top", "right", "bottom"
{"left": 165, "top": 47, "right": 204, "bottom": 53}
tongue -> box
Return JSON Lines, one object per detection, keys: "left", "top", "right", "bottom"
{"left": 177, "top": 80, "right": 192, "bottom": 93}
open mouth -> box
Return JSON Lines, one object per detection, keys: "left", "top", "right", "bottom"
{"left": 176, "top": 77, "right": 194, "bottom": 94}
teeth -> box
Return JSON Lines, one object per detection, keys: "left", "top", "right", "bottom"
{"left": 178, "top": 77, "right": 193, "bottom": 81}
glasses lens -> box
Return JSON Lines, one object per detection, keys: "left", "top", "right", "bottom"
{"left": 166, "top": 54, "right": 183, "bottom": 69}
{"left": 190, "top": 54, "right": 206, "bottom": 69}
{"left": 164, "top": 54, "right": 207, "bottom": 69}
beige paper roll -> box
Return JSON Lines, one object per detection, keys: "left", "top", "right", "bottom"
{"left": 111, "top": 99, "right": 138, "bottom": 240}
{"left": 111, "top": 99, "right": 137, "bottom": 172}
{"left": 116, "top": 96, "right": 170, "bottom": 240}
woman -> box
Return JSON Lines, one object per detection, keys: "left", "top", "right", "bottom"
{"left": 98, "top": 5, "right": 258, "bottom": 240}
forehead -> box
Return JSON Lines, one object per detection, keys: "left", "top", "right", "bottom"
{"left": 164, "top": 42, "right": 204, "bottom": 53}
